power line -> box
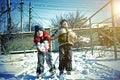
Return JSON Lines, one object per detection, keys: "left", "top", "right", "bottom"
{"left": 32, "top": 3, "right": 88, "bottom": 9}
{"left": 24, "top": 0, "right": 107, "bottom": 7}
{"left": 32, "top": 9, "right": 49, "bottom": 23}
{"left": 33, "top": 16, "right": 52, "bottom": 20}
{"left": 23, "top": 7, "right": 50, "bottom": 26}
{"left": 34, "top": 7, "right": 86, "bottom": 11}
{"left": 28, "top": 4, "right": 99, "bottom": 11}
{"left": 23, "top": 0, "right": 107, "bottom": 12}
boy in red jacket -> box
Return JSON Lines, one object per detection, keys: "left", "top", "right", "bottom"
{"left": 34, "top": 25, "right": 55, "bottom": 78}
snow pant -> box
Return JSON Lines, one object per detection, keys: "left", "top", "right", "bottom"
{"left": 58, "top": 45, "right": 72, "bottom": 72}
{"left": 36, "top": 52, "right": 54, "bottom": 74}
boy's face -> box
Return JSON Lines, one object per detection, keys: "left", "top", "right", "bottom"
{"left": 61, "top": 21, "right": 68, "bottom": 27}
{"left": 37, "top": 30, "right": 43, "bottom": 37}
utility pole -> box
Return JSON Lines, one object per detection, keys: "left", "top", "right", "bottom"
{"left": 20, "top": 0, "right": 24, "bottom": 32}
{"left": 29, "top": 2, "right": 32, "bottom": 32}
{"left": 7, "top": 0, "right": 12, "bottom": 33}
{"left": 19, "top": 0, "right": 25, "bottom": 56}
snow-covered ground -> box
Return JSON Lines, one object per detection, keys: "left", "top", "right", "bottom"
{"left": 0, "top": 47, "right": 120, "bottom": 80}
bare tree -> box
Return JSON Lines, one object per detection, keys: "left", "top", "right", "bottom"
{"left": 11, "top": 22, "right": 19, "bottom": 33}
{"left": 0, "top": 0, "right": 18, "bottom": 33}
{"left": 50, "top": 11, "right": 87, "bottom": 28}
{"left": 67, "top": 11, "right": 87, "bottom": 28}
{"left": 25, "top": 22, "right": 38, "bottom": 32}
{"left": 0, "top": 0, "right": 7, "bottom": 32}
{"left": 50, "top": 16, "right": 63, "bottom": 28}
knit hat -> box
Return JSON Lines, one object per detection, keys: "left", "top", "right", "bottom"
{"left": 34, "top": 25, "right": 45, "bottom": 32}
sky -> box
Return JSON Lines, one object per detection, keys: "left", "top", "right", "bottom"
{"left": 24, "top": 0, "right": 110, "bottom": 27}
{"left": 9, "top": 0, "right": 109, "bottom": 28}
{"left": 1, "top": 0, "right": 120, "bottom": 31}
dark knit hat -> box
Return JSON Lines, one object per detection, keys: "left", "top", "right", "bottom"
{"left": 34, "top": 25, "right": 45, "bottom": 32}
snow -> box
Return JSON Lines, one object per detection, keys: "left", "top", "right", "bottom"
{"left": 0, "top": 48, "right": 120, "bottom": 80}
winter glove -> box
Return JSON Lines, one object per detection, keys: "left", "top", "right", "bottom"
{"left": 37, "top": 42, "right": 48, "bottom": 53}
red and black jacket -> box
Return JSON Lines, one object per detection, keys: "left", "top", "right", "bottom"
{"left": 34, "top": 32, "right": 51, "bottom": 52}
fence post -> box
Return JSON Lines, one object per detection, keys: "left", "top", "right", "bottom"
{"left": 89, "top": 19, "right": 93, "bottom": 55}
{"left": 49, "top": 28, "right": 52, "bottom": 52}
{"left": 110, "top": 0, "right": 117, "bottom": 60}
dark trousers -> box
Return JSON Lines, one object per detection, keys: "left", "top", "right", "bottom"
{"left": 36, "top": 52, "right": 53, "bottom": 74}
{"left": 59, "top": 45, "right": 72, "bottom": 72}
